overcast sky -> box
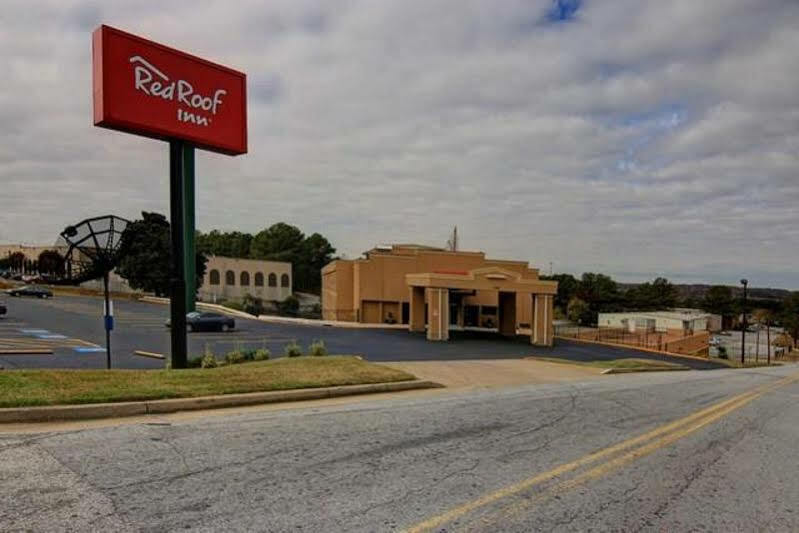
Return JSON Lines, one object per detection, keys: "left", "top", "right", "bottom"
{"left": 2, "top": 0, "right": 798, "bottom": 287}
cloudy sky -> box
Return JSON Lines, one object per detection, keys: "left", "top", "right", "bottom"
{"left": 2, "top": 0, "right": 798, "bottom": 287}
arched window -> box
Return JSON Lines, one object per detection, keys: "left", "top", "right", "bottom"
{"left": 240, "top": 271, "right": 250, "bottom": 286}
{"left": 268, "top": 273, "right": 277, "bottom": 287}
{"left": 225, "top": 270, "right": 235, "bottom": 285}
{"left": 209, "top": 269, "right": 220, "bottom": 285}
{"left": 281, "top": 273, "right": 290, "bottom": 288}
{"left": 254, "top": 272, "right": 264, "bottom": 287}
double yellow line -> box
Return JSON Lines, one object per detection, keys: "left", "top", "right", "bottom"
{"left": 405, "top": 372, "right": 799, "bottom": 533}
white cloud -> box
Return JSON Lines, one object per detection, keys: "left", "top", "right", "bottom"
{"left": 1, "top": 0, "right": 798, "bottom": 288}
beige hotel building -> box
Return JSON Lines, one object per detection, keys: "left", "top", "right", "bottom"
{"left": 322, "top": 244, "right": 557, "bottom": 345}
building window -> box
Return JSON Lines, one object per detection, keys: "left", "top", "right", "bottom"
{"left": 281, "top": 273, "right": 290, "bottom": 288}
{"left": 268, "top": 273, "right": 277, "bottom": 287}
{"left": 209, "top": 270, "right": 220, "bottom": 285}
{"left": 225, "top": 270, "right": 235, "bottom": 286}
{"left": 254, "top": 272, "right": 264, "bottom": 287}
{"left": 240, "top": 271, "right": 250, "bottom": 286}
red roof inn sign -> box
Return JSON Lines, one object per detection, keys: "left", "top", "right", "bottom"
{"left": 93, "top": 25, "right": 247, "bottom": 155}
{"left": 91, "top": 25, "right": 247, "bottom": 368}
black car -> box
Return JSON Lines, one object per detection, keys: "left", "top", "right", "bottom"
{"left": 5, "top": 285, "right": 53, "bottom": 299}
{"left": 166, "top": 311, "right": 235, "bottom": 332}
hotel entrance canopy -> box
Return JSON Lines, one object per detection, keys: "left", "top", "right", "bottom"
{"left": 405, "top": 267, "right": 557, "bottom": 345}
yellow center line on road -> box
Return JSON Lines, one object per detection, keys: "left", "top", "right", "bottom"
{"left": 404, "top": 372, "right": 799, "bottom": 533}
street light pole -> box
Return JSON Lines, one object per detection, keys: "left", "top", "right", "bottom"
{"left": 740, "top": 278, "right": 748, "bottom": 366}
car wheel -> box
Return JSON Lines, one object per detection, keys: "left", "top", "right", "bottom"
{"left": 221, "top": 324, "right": 230, "bottom": 332}
{"left": 188, "top": 324, "right": 195, "bottom": 333}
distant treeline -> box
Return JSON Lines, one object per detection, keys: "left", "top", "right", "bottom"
{"left": 196, "top": 223, "right": 335, "bottom": 294}
{"left": 542, "top": 273, "right": 799, "bottom": 345}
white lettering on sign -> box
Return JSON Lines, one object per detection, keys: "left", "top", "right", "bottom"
{"left": 130, "top": 56, "right": 226, "bottom": 126}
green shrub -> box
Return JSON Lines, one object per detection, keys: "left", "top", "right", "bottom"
{"left": 717, "top": 346, "right": 728, "bottom": 359}
{"left": 277, "top": 295, "right": 300, "bottom": 317}
{"left": 187, "top": 356, "right": 203, "bottom": 368}
{"left": 239, "top": 348, "right": 257, "bottom": 361}
{"left": 308, "top": 339, "right": 327, "bottom": 356}
{"left": 225, "top": 350, "right": 245, "bottom": 365}
{"left": 201, "top": 353, "right": 218, "bottom": 368}
{"left": 224, "top": 300, "right": 245, "bottom": 312}
{"left": 284, "top": 341, "right": 303, "bottom": 357}
{"left": 254, "top": 348, "right": 271, "bottom": 361}
{"left": 243, "top": 294, "right": 265, "bottom": 317}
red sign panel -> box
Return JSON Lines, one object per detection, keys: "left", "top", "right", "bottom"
{"left": 93, "top": 25, "right": 247, "bottom": 155}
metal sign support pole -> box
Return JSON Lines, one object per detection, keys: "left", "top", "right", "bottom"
{"left": 103, "top": 272, "right": 112, "bottom": 369}
{"left": 169, "top": 140, "right": 189, "bottom": 369}
{"left": 183, "top": 146, "right": 196, "bottom": 313}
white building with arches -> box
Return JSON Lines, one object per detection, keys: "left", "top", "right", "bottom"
{"left": 199, "top": 255, "right": 292, "bottom": 303}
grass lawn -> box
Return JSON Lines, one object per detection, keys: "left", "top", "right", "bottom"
{"left": 0, "top": 356, "right": 416, "bottom": 408}
{"left": 530, "top": 356, "right": 688, "bottom": 370}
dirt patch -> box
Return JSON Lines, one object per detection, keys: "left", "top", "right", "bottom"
{"left": 379, "top": 359, "right": 603, "bottom": 389}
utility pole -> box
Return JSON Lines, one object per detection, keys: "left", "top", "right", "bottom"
{"left": 446, "top": 226, "right": 458, "bottom": 252}
{"left": 767, "top": 314, "right": 771, "bottom": 365}
{"left": 740, "top": 278, "right": 748, "bottom": 366}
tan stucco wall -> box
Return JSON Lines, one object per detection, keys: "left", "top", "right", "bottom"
{"left": 200, "top": 256, "right": 292, "bottom": 303}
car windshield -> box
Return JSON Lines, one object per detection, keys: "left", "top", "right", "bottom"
{"left": 187, "top": 312, "right": 201, "bottom": 319}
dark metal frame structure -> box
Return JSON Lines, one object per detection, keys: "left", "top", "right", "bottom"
{"left": 57, "top": 215, "right": 130, "bottom": 369}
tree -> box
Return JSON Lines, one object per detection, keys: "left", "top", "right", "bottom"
{"left": 117, "top": 212, "right": 206, "bottom": 297}
{"left": 625, "top": 277, "right": 678, "bottom": 310}
{"left": 196, "top": 230, "right": 253, "bottom": 258}
{"left": 7, "top": 252, "right": 25, "bottom": 273}
{"left": 780, "top": 292, "right": 799, "bottom": 350}
{"left": 250, "top": 223, "right": 335, "bottom": 294}
{"left": 296, "top": 233, "right": 336, "bottom": 293}
{"left": 702, "top": 285, "right": 734, "bottom": 317}
{"left": 250, "top": 223, "right": 305, "bottom": 261}
{"left": 567, "top": 296, "right": 590, "bottom": 324}
{"left": 37, "top": 250, "right": 65, "bottom": 277}
{"left": 542, "top": 273, "right": 579, "bottom": 315}
{"left": 576, "top": 272, "right": 620, "bottom": 323}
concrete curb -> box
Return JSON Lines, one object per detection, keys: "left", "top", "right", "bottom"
{"left": 601, "top": 366, "right": 691, "bottom": 374}
{"left": 0, "top": 380, "right": 443, "bottom": 423}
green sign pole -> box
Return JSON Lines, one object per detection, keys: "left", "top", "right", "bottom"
{"left": 182, "top": 145, "right": 196, "bottom": 313}
{"left": 169, "top": 140, "right": 188, "bottom": 369}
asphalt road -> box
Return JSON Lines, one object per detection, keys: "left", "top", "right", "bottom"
{"left": 0, "top": 293, "right": 723, "bottom": 369}
{"left": 2, "top": 365, "right": 798, "bottom": 531}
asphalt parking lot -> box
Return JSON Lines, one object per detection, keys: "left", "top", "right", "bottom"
{"left": 0, "top": 293, "right": 726, "bottom": 370}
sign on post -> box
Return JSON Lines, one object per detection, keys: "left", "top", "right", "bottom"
{"left": 92, "top": 25, "right": 247, "bottom": 368}
{"left": 93, "top": 25, "right": 247, "bottom": 155}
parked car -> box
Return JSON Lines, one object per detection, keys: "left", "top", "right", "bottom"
{"left": 165, "top": 312, "right": 235, "bottom": 332}
{"left": 5, "top": 285, "right": 53, "bottom": 299}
